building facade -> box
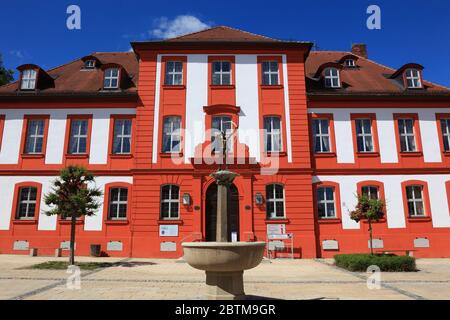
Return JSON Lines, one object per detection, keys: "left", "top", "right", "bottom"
{"left": 0, "top": 26, "right": 449, "bottom": 258}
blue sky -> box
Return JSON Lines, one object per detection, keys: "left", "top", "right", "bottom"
{"left": 1, "top": 0, "right": 449, "bottom": 86}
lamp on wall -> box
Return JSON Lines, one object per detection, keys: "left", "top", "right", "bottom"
{"left": 255, "top": 193, "right": 264, "bottom": 206}
{"left": 182, "top": 193, "right": 191, "bottom": 206}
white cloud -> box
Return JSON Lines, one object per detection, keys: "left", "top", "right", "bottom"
{"left": 150, "top": 15, "right": 211, "bottom": 39}
{"left": 9, "top": 50, "right": 24, "bottom": 59}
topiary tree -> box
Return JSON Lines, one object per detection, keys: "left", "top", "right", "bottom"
{"left": 44, "top": 166, "right": 102, "bottom": 265}
{"left": 350, "top": 195, "right": 385, "bottom": 255}
{"left": 0, "top": 53, "right": 14, "bottom": 86}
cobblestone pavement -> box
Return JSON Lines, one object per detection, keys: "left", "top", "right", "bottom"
{"left": 0, "top": 255, "right": 449, "bottom": 300}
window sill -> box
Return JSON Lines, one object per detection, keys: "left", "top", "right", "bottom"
{"left": 209, "top": 85, "right": 235, "bottom": 89}
{"left": 265, "top": 218, "right": 289, "bottom": 224}
{"left": 263, "top": 152, "right": 287, "bottom": 157}
{"left": 12, "top": 219, "right": 38, "bottom": 225}
{"left": 442, "top": 152, "right": 450, "bottom": 158}
{"left": 160, "top": 152, "right": 183, "bottom": 158}
{"left": 399, "top": 151, "right": 423, "bottom": 157}
{"left": 318, "top": 218, "right": 341, "bottom": 224}
{"left": 21, "top": 153, "right": 45, "bottom": 159}
{"left": 162, "top": 85, "right": 185, "bottom": 90}
{"left": 58, "top": 219, "right": 84, "bottom": 225}
{"left": 105, "top": 219, "right": 129, "bottom": 225}
{"left": 158, "top": 219, "right": 183, "bottom": 225}
{"left": 408, "top": 217, "right": 432, "bottom": 223}
{"left": 110, "top": 153, "right": 133, "bottom": 159}
{"left": 314, "top": 152, "right": 336, "bottom": 158}
{"left": 356, "top": 152, "right": 380, "bottom": 158}
{"left": 65, "top": 154, "right": 89, "bottom": 159}
{"left": 260, "top": 85, "right": 283, "bottom": 89}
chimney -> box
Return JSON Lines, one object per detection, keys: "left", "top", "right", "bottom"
{"left": 351, "top": 43, "right": 368, "bottom": 59}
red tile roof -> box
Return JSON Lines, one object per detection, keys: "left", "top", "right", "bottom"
{"left": 305, "top": 51, "right": 450, "bottom": 95}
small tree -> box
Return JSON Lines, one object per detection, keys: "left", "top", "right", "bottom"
{"left": 0, "top": 53, "right": 14, "bottom": 86}
{"left": 44, "top": 166, "right": 102, "bottom": 265}
{"left": 349, "top": 195, "right": 385, "bottom": 255}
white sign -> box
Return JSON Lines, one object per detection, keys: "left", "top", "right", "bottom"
{"left": 159, "top": 225, "right": 179, "bottom": 237}
{"left": 268, "top": 233, "right": 292, "bottom": 240}
{"left": 231, "top": 232, "right": 238, "bottom": 243}
{"left": 267, "top": 224, "right": 286, "bottom": 236}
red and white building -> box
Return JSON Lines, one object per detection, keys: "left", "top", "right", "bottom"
{"left": 0, "top": 26, "right": 449, "bottom": 258}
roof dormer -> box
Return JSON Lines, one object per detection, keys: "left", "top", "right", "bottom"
{"left": 315, "top": 62, "right": 343, "bottom": 89}
{"left": 81, "top": 55, "right": 101, "bottom": 70}
{"left": 17, "top": 64, "right": 53, "bottom": 91}
{"left": 390, "top": 63, "right": 424, "bottom": 90}
{"left": 339, "top": 54, "right": 359, "bottom": 68}
{"left": 100, "top": 63, "right": 130, "bottom": 91}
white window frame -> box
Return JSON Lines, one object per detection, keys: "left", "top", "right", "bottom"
{"left": 25, "top": 119, "right": 45, "bottom": 154}
{"left": 69, "top": 119, "right": 88, "bottom": 154}
{"left": 160, "top": 185, "right": 180, "bottom": 220}
{"left": 21, "top": 69, "right": 37, "bottom": 90}
{"left": 211, "top": 116, "right": 233, "bottom": 154}
{"left": 212, "top": 61, "right": 232, "bottom": 85}
{"left": 355, "top": 118, "right": 374, "bottom": 153}
{"left": 113, "top": 119, "right": 132, "bottom": 154}
{"left": 104, "top": 68, "right": 120, "bottom": 89}
{"left": 362, "top": 186, "right": 379, "bottom": 200}
{"left": 440, "top": 119, "right": 450, "bottom": 152}
{"left": 84, "top": 60, "right": 96, "bottom": 69}
{"left": 165, "top": 61, "right": 183, "bottom": 86}
{"left": 313, "top": 119, "right": 331, "bottom": 153}
{"left": 405, "top": 69, "right": 422, "bottom": 89}
{"left": 108, "top": 187, "right": 128, "bottom": 220}
{"left": 162, "top": 116, "right": 181, "bottom": 153}
{"left": 264, "top": 116, "right": 282, "bottom": 152}
{"left": 262, "top": 61, "right": 279, "bottom": 86}
{"left": 398, "top": 118, "right": 417, "bottom": 152}
{"left": 317, "top": 187, "right": 336, "bottom": 219}
{"left": 406, "top": 185, "right": 425, "bottom": 217}
{"left": 324, "top": 68, "right": 341, "bottom": 88}
{"left": 344, "top": 59, "right": 356, "bottom": 67}
{"left": 266, "top": 184, "right": 285, "bottom": 219}
{"left": 17, "top": 187, "right": 37, "bottom": 219}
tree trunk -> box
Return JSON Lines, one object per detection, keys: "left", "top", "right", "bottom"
{"left": 69, "top": 213, "right": 77, "bottom": 265}
{"left": 368, "top": 219, "right": 374, "bottom": 255}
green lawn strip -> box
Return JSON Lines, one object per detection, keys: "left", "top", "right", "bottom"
{"left": 25, "top": 261, "right": 117, "bottom": 270}
{"left": 334, "top": 253, "right": 417, "bottom": 272}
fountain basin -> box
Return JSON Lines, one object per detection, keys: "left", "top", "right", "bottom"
{"left": 182, "top": 242, "right": 266, "bottom": 299}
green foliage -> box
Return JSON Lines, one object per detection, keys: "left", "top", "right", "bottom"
{"left": 350, "top": 195, "right": 385, "bottom": 223}
{"left": 44, "top": 166, "right": 102, "bottom": 218}
{"left": 26, "top": 261, "right": 115, "bottom": 270}
{"left": 334, "top": 253, "right": 416, "bottom": 272}
{"left": 0, "top": 53, "right": 14, "bottom": 86}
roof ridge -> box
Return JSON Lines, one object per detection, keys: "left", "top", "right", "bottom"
{"left": 166, "top": 25, "right": 280, "bottom": 41}
{"left": 165, "top": 25, "right": 218, "bottom": 40}
{"left": 217, "top": 25, "right": 279, "bottom": 41}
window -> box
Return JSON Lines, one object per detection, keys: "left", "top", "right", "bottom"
{"left": 113, "top": 119, "right": 132, "bottom": 154}
{"left": 266, "top": 184, "right": 285, "bottom": 219}
{"left": 324, "top": 68, "right": 340, "bottom": 88}
{"left": 406, "top": 186, "right": 425, "bottom": 217}
{"left": 16, "top": 187, "right": 37, "bottom": 219}
{"left": 212, "top": 61, "right": 231, "bottom": 85}
{"left": 312, "top": 119, "right": 331, "bottom": 153}
{"left": 104, "top": 68, "right": 119, "bottom": 89}
{"left": 405, "top": 69, "right": 422, "bottom": 89}
{"left": 316, "top": 187, "right": 336, "bottom": 219}
{"left": 344, "top": 59, "right": 356, "bottom": 67}
{"left": 362, "top": 186, "right": 379, "bottom": 200}
{"left": 108, "top": 188, "right": 128, "bottom": 220}
{"left": 355, "top": 119, "right": 374, "bottom": 152}
{"left": 398, "top": 119, "right": 417, "bottom": 152}
{"left": 160, "top": 185, "right": 179, "bottom": 219}
{"left": 211, "top": 116, "right": 232, "bottom": 153}
{"left": 262, "top": 61, "right": 279, "bottom": 85}
{"left": 21, "top": 69, "right": 37, "bottom": 90}
{"left": 162, "top": 116, "right": 181, "bottom": 153}
{"left": 264, "top": 117, "right": 282, "bottom": 152}
{"left": 440, "top": 119, "right": 450, "bottom": 152}
{"left": 68, "top": 119, "right": 88, "bottom": 154}
{"left": 164, "top": 61, "right": 183, "bottom": 86}
{"left": 25, "top": 119, "right": 45, "bottom": 154}
{"left": 84, "top": 60, "right": 95, "bottom": 69}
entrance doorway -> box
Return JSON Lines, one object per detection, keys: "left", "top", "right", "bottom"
{"left": 205, "top": 183, "right": 240, "bottom": 242}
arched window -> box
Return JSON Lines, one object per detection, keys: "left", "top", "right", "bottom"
{"left": 108, "top": 187, "right": 129, "bottom": 220}
{"left": 16, "top": 186, "right": 38, "bottom": 219}
{"left": 324, "top": 68, "right": 340, "bottom": 88}
{"left": 266, "top": 184, "right": 285, "bottom": 219}
{"left": 405, "top": 69, "right": 422, "bottom": 89}
{"left": 160, "top": 185, "right": 180, "bottom": 219}
{"left": 316, "top": 186, "right": 336, "bottom": 219}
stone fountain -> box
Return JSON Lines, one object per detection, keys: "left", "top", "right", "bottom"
{"left": 182, "top": 125, "right": 265, "bottom": 300}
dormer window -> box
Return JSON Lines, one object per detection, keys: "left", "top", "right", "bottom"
{"left": 405, "top": 69, "right": 422, "bottom": 89}
{"left": 104, "top": 68, "right": 120, "bottom": 89}
{"left": 344, "top": 59, "right": 356, "bottom": 68}
{"left": 84, "top": 60, "right": 96, "bottom": 69}
{"left": 324, "top": 68, "right": 340, "bottom": 88}
{"left": 21, "top": 69, "right": 37, "bottom": 90}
